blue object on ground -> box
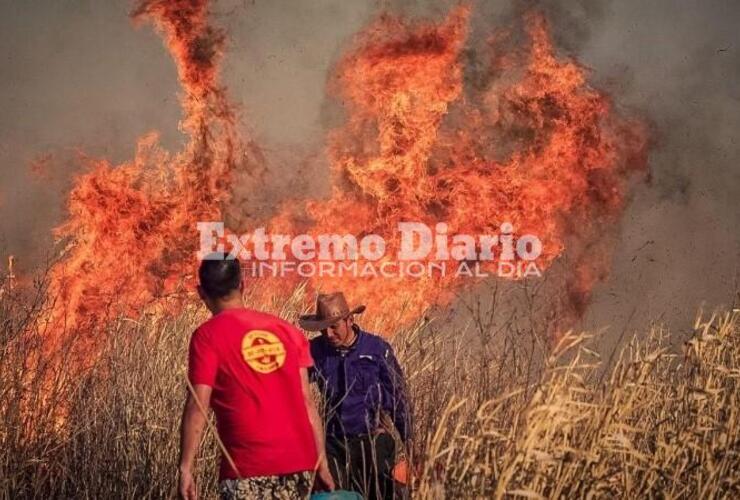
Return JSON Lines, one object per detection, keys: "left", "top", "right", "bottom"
{"left": 310, "top": 491, "right": 363, "bottom": 500}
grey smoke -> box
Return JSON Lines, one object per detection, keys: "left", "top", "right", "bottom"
{"left": 0, "top": 0, "right": 737, "bottom": 346}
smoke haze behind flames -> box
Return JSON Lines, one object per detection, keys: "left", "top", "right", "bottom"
{"left": 0, "top": 0, "right": 737, "bottom": 346}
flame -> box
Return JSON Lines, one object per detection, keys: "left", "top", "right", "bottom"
{"left": 259, "top": 8, "right": 648, "bottom": 328}
{"left": 44, "top": 0, "right": 250, "bottom": 345}
{"left": 39, "top": 1, "right": 648, "bottom": 354}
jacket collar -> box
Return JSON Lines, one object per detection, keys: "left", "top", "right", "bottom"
{"left": 325, "top": 324, "right": 365, "bottom": 354}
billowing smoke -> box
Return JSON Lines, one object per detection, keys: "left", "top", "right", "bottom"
{"left": 0, "top": 0, "right": 737, "bottom": 349}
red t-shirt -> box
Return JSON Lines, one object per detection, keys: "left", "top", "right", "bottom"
{"left": 188, "top": 307, "right": 318, "bottom": 480}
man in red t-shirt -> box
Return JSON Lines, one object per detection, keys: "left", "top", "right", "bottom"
{"left": 178, "top": 255, "right": 334, "bottom": 499}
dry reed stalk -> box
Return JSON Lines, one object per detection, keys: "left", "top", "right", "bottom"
{"left": 0, "top": 279, "right": 737, "bottom": 498}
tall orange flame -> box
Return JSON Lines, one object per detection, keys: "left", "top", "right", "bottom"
{"left": 260, "top": 8, "right": 648, "bottom": 328}
{"left": 45, "top": 0, "right": 249, "bottom": 342}
{"left": 41, "top": 1, "right": 648, "bottom": 353}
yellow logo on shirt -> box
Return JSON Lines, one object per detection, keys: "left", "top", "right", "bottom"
{"left": 241, "top": 330, "right": 286, "bottom": 374}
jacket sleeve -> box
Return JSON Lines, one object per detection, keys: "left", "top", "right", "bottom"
{"left": 378, "top": 342, "right": 411, "bottom": 443}
{"left": 308, "top": 341, "right": 321, "bottom": 384}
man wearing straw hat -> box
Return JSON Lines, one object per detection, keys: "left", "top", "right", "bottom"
{"left": 178, "top": 255, "right": 335, "bottom": 499}
{"left": 300, "top": 292, "right": 411, "bottom": 500}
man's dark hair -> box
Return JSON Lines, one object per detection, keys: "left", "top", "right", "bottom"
{"left": 198, "top": 253, "right": 242, "bottom": 299}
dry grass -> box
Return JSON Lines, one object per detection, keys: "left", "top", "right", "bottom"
{"left": 1, "top": 277, "right": 738, "bottom": 499}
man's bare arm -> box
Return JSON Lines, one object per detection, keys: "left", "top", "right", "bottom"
{"left": 178, "top": 384, "right": 212, "bottom": 500}
{"left": 300, "top": 367, "right": 335, "bottom": 491}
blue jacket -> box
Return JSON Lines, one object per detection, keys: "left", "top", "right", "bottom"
{"left": 310, "top": 326, "right": 410, "bottom": 442}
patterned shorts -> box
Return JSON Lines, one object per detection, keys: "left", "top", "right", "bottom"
{"left": 219, "top": 471, "right": 313, "bottom": 500}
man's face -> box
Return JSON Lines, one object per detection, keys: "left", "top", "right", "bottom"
{"left": 323, "top": 316, "right": 354, "bottom": 347}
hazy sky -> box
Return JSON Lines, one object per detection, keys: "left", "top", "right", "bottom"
{"left": 0, "top": 0, "right": 737, "bottom": 339}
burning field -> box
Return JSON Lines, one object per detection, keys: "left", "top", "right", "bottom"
{"left": 0, "top": 0, "right": 738, "bottom": 498}
{"left": 42, "top": 0, "right": 651, "bottom": 343}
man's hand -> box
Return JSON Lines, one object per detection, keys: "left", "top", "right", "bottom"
{"left": 179, "top": 467, "right": 197, "bottom": 500}
{"left": 300, "top": 368, "right": 336, "bottom": 491}
{"left": 316, "top": 458, "right": 336, "bottom": 491}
